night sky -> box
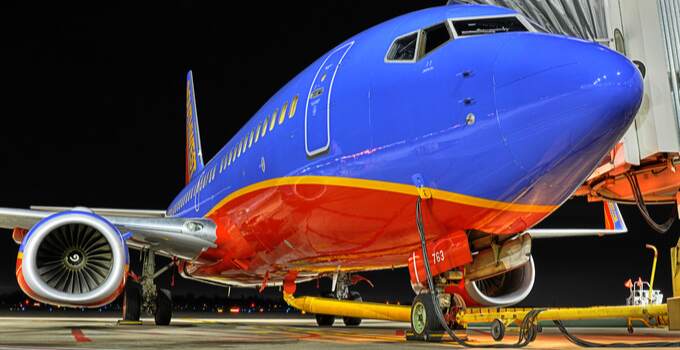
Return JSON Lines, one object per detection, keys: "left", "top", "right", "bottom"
{"left": 1, "top": 1, "right": 678, "bottom": 307}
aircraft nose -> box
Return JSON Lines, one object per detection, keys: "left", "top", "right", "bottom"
{"left": 494, "top": 34, "right": 643, "bottom": 178}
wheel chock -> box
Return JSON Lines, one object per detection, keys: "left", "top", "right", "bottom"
{"left": 117, "top": 320, "right": 143, "bottom": 326}
{"left": 404, "top": 329, "right": 468, "bottom": 342}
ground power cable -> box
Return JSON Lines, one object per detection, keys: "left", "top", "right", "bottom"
{"left": 625, "top": 173, "right": 676, "bottom": 233}
{"left": 416, "top": 196, "right": 680, "bottom": 348}
{"left": 415, "top": 197, "right": 544, "bottom": 348}
{"left": 553, "top": 320, "right": 680, "bottom": 347}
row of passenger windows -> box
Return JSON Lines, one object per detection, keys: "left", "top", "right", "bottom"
{"left": 218, "top": 94, "right": 299, "bottom": 173}
{"left": 168, "top": 95, "right": 300, "bottom": 216}
{"left": 170, "top": 165, "right": 218, "bottom": 215}
{"left": 386, "top": 16, "right": 529, "bottom": 62}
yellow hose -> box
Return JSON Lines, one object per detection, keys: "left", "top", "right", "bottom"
{"left": 283, "top": 293, "right": 411, "bottom": 322}
{"left": 283, "top": 293, "right": 669, "bottom": 327}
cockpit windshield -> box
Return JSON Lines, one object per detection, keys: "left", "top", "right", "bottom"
{"left": 386, "top": 32, "right": 419, "bottom": 61}
{"left": 385, "top": 16, "right": 531, "bottom": 64}
{"left": 452, "top": 16, "right": 528, "bottom": 37}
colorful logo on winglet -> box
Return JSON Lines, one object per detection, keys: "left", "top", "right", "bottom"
{"left": 186, "top": 78, "right": 197, "bottom": 181}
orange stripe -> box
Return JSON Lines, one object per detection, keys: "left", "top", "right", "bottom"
{"left": 603, "top": 203, "right": 614, "bottom": 230}
{"left": 205, "top": 176, "right": 557, "bottom": 217}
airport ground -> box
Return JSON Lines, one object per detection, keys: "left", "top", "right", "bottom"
{"left": 0, "top": 314, "right": 677, "bottom": 350}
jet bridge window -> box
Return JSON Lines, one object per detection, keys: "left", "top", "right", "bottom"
{"left": 422, "top": 23, "right": 451, "bottom": 56}
{"left": 452, "top": 16, "right": 528, "bottom": 37}
{"left": 386, "top": 32, "right": 419, "bottom": 61}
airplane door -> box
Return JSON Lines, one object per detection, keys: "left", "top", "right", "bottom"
{"left": 305, "top": 41, "right": 354, "bottom": 157}
{"left": 194, "top": 185, "right": 200, "bottom": 213}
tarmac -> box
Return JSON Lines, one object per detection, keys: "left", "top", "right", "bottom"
{"left": 0, "top": 315, "right": 677, "bottom": 349}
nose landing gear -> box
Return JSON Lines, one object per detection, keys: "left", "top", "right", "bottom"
{"left": 409, "top": 293, "right": 444, "bottom": 340}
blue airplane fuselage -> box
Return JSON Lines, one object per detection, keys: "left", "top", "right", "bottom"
{"left": 167, "top": 4, "right": 643, "bottom": 283}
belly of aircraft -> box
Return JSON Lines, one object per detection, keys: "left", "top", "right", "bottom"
{"left": 184, "top": 176, "right": 554, "bottom": 286}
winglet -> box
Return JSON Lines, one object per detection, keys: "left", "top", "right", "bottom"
{"left": 185, "top": 71, "right": 205, "bottom": 184}
{"left": 604, "top": 200, "right": 627, "bottom": 232}
{"left": 527, "top": 201, "right": 627, "bottom": 239}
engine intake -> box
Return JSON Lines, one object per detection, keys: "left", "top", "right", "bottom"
{"left": 17, "top": 211, "right": 128, "bottom": 307}
{"left": 444, "top": 234, "right": 535, "bottom": 307}
{"left": 464, "top": 256, "right": 535, "bottom": 306}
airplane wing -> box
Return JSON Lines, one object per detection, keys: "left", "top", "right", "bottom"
{"left": 30, "top": 206, "right": 167, "bottom": 218}
{"left": 527, "top": 201, "right": 627, "bottom": 239}
{"left": 0, "top": 207, "right": 216, "bottom": 260}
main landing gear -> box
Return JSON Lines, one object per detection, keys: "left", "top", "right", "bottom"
{"left": 122, "top": 249, "right": 174, "bottom": 325}
{"left": 314, "top": 272, "right": 363, "bottom": 327}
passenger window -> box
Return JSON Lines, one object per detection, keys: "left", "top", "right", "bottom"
{"left": 269, "top": 110, "right": 277, "bottom": 131}
{"left": 386, "top": 32, "right": 419, "bottom": 61}
{"left": 228, "top": 149, "right": 233, "bottom": 165}
{"left": 452, "top": 17, "right": 527, "bottom": 37}
{"left": 262, "top": 116, "right": 269, "bottom": 137}
{"left": 249, "top": 130, "right": 254, "bottom": 147}
{"left": 255, "top": 123, "right": 262, "bottom": 142}
{"left": 289, "top": 95, "right": 298, "bottom": 118}
{"left": 423, "top": 23, "right": 451, "bottom": 56}
{"left": 279, "top": 103, "right": 288, "bottom": 124}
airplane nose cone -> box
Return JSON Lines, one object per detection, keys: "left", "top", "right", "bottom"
{"left": 493, "top": 34, "right": 643, "bottom": 191}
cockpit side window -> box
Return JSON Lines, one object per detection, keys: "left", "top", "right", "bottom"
{"left": 422, "top": 23, "right": 452, "bottom": 57}
{"left": 452, "top": 16, "right": 528, "bottom": 37}
{"left": 386, "top": 32, "right": 419, "bottom": 62}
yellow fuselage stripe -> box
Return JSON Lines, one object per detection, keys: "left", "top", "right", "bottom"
{"left": 205, "top": 176, "right": 556, "bottom": 217}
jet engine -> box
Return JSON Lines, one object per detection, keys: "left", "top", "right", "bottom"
{"left": 16, "top": 210, "right": 128, "bottom": 308}
{"left": 463, "top": 256, "right": 535, "bottom": 306}
{"left": 444, "top": 234, "right": 535, "bottom": 307}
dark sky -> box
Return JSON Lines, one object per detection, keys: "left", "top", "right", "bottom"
{"left": 0, "top": 1, "right": 678, "bottom": 307}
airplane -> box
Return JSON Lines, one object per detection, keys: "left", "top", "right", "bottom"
{"left": 0, "top": 3, "right": 642, "bottom": 335}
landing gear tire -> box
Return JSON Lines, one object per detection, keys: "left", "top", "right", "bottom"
{"left": 491, "top": 319, "right": 505, "bottom": 341}
{"left": 315, "top": 314, "right": 335, "bottom": 327}
{"left": 315, "top": 292, "right": 336, "bottom": 327}
{"left": 154, "top": 288, "right": 172, "bottom": 326}
{"left": 122, "top": 281, "right": 142, "bottom": 321}
{"left": 342, "top": 291, "right": 362, "bottom": 327}
{"left": 410, "top": 293, "right": 444, "bottom": 338}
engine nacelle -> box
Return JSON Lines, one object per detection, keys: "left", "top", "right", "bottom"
{"left": 446, "top": 257, "right": 535, "bottom": 307}
{"left": 464, "top": 256, "right": 535, "bottom": 306}
{"left": 16, "top": 210, "right": 128, "bottom": 308}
